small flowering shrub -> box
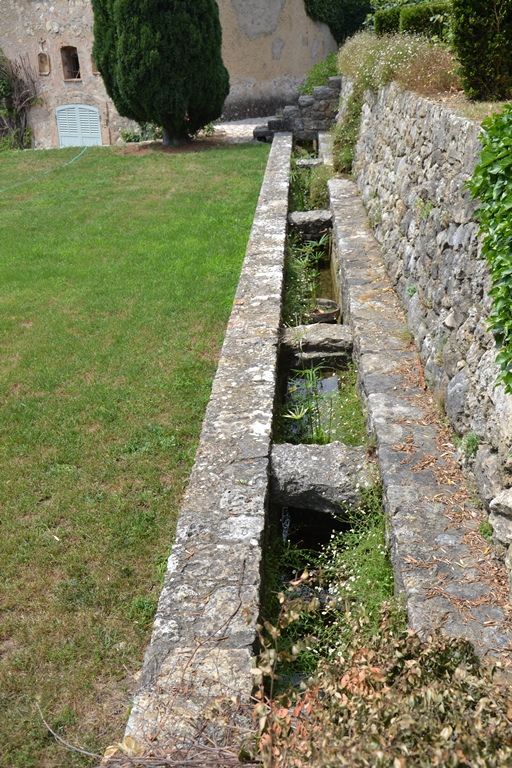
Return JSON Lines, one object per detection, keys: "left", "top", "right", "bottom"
{"left": 333, "top": 31, "right": 459, "bottom": 172}
{"left": 337, "top": 30, "right": 460, "bottom": 94}
{"left": 250, "top": 604, "right": 512, "bottom": 767}
{"left": 299, "top": 51, "right": 339, "bottom": 95}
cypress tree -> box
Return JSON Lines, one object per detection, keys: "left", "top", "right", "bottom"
{"left": 91, "top": 0, "right": 230, "bottom": 145}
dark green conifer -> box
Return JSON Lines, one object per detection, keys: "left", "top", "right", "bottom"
{"left": 92, "top": 0, "right": 230, "bottom": 144}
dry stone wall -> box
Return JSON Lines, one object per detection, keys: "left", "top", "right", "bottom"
{"left": 349, "top": 81, "right": 512, "bottom": 555}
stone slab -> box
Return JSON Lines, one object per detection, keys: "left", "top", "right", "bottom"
{"left": 270, "top": 441, "right": 373, "bottom": 515}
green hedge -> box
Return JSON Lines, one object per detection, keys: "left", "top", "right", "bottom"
{"left": 452, "top": 0, "right": 512, "bottom": 100}
{"left": 374, "top": 6, "right": 401, "bottom": 34}
{"left": 470, "top": 105, "right": 512, "bottom": 391}
{"left": 399, "top": 1, "right": 451, "bottom": 38}
{"left": 305, "top": 0, "right": 372, "bottom": 43}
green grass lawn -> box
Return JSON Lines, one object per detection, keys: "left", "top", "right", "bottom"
{"left": 0, "top": 141, "right": 269, "bottom": 767}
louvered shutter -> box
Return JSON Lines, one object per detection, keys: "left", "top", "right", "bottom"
{"left": 56, "top": 105, "right": 102, "bottom": 148}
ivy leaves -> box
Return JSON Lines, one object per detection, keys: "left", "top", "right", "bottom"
{"left": 470, "top": 104, "right": 512, "bottom": 391}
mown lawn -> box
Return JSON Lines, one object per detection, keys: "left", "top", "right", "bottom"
{"left": 0, "top": 141, "right": 269, "bottom": 767}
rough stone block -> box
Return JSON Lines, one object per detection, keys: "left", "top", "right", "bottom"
{"left": 287, "top": 209, "right": 332, "bottom": 239}
{"left": 270, "top": 441, "right": 373, "bottom": 514}
{"left": 490, "top": 488, "right": 512, "bottom": 519}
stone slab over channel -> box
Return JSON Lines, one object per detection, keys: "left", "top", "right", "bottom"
{"left": 125, "top": 133, "right": 293, "bottom": 747}
{"left": 329, "top": 177, "right": 512, "bottom": 672}
{"left": 280, "top": 322, "right": 352, "bottom": 368}
{"left": 271, "top": 442, "right": 373, "bottom": 515}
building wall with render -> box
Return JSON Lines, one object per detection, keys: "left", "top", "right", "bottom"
{"left": 0, "top": 0, "right": 337, "bottom": 148}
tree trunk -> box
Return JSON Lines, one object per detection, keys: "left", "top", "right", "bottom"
{"left": 162, "top": 127, "right": 186, "bottom": 147}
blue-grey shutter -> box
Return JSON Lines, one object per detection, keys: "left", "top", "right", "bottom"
{"left": 56, "top": 105, "right": 102, "bottom": 147}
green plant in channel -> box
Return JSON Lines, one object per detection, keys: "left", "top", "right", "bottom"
{"left": 282, "top": 234, "right": 329, "bottom": 326}
{"left": 91, "top": 0, "right": 229, "bottom": 145}
{"left": 278, "top": 364, "right": 366, "bottom": 446}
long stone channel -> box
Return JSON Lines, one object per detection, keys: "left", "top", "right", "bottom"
{"left": 126, "top": 132, "right": 512, "bottom": 749}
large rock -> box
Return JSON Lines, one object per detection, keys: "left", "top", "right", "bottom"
{"left": 473, "top": 444, "right": 501, "bottom": 510}
{"left": 270, "top": 441, "right": 373, "bottom": 515}
{"left": 445, "top": 368, "right": 469, "bottom": 435}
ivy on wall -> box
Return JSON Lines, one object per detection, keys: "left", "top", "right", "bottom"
{"left": 469, "top": 104, "right": 512, "bottom": 391}
{"left": 305, "top": 0, "right": 372, "bottom": 43}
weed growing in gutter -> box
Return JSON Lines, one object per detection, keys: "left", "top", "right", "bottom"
{"left": 282, "top": 234, "right": 329, "bottom": 326}
{"left": 276, "top": 364, "right": 366, "bottom": 447}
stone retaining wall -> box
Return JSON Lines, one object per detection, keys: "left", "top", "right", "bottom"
{"left": 349, "top": 81, "right": 512, "bottom": 551}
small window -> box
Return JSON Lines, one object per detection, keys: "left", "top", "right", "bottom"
{"left": 91, "top": 56, "right": 100, "bottom": 75}
{"left": 61, "top": 46, "right": 81, "bottom": 80}
{"left": 38, "top": 52, "right": 51, "bottom": 76}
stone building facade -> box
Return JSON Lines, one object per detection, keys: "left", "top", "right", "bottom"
{"left": 0, "top": 0, "right": 336, "bottom": 149}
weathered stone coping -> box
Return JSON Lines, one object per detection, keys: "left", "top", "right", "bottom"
{"left": 125, "top": 133, "right": 293, "bottom": 747}
{"left": 330, "top": 177, "right": 512, "bottom": 671}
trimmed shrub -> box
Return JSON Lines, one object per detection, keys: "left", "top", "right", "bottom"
{"left": 452, "top": 0, "right": 512, "bottom": 100}
{"left": 374, "top": 6, "right": 401, "bottom": 35}
{"left": 399, "top": 1, "right": 451, "bottom": 39}
{"left": 305, "top": 0, "right": 372, "bottom": 43}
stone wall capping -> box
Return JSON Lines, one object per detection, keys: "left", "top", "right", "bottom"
{"left": 125, "top": 133, "right": 293, "bottom": 747}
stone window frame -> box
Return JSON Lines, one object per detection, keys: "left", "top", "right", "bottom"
{"left": 61, "top": 46, "right": 81, "bottom": 81}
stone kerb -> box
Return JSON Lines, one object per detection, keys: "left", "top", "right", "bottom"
{"left": 125, "top": 133, "right": 293, "bottom": 747}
